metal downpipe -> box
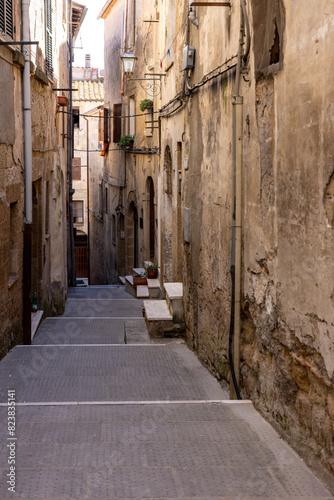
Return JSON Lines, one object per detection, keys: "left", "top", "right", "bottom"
{"left": 229, "top": 2, "right": 245, "bottom": 399}
{"left": 22, "top": 0, "right": 32, "bottom": 345}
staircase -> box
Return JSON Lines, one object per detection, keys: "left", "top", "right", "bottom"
{"left": 124, "top": 267, "right": 160, "bottom": 299}
{"left": 122, "top": 263, "right": 185, "bottom": 338}
{"left": 144, "top": 282, "right": 185, "bottom": 338}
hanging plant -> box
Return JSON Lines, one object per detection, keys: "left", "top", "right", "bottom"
{"left": 119, "top": 135, "right": 134, "bottom": 149}
{"left": 139, "top": 99, "right": 153, "bottom": 112}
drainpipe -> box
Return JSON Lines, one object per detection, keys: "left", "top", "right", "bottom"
{"left": 68, "top": 11, "right": 76, "bottom": 286}
{"left": 229, "top": 2, "right": 245, "bottom": 400}
{"left": 22, "top": 0, "right": 32, "bottom": 345}
{"left": 84, "top": 116, "right": 90, "bottom": 284}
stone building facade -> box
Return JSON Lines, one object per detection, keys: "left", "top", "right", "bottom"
{"left": 99, "top": 0, "right": 334, "bottom": 478}
{"left": 72, "top": 68, "right": 105, "bottom": 283}
{"left": 0, "top": 0, "right": 85, "bottom": 356}
{"left": 98, "top": 0, "right": 160, "bottom": 282}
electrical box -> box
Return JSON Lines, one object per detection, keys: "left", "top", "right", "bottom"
{"left": 182, "top": 45, "right": 196, "bottom": 71}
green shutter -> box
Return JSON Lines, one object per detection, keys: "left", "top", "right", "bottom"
{"left": 45, "top": 0, "right": 53, "bottom": 76}
{"left": 0, "top": 0, "right": 13, "bottom": 38}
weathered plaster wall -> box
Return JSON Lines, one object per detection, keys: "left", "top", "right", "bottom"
{"left": 0, "top": 0, "right": 69, "bottom": 357}
{"left": 241, "top": 0, "right": 334, "bottom": 476}
{"left": 101, "top": 0, "right": 160, "bottom": 281}
{"left": 0, "top": 50, "right": 25, "bottom": 356}
{"left": 156, "top": 0, "right": 334, "bottom": 479}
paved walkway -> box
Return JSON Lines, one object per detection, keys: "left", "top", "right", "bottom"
{"left": 0, "top": 285, "right": 333, "bottom": 499}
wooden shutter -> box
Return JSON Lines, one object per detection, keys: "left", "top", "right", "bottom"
{"left": 72, "top": 157, "right": 81, "bottom": 181}
{"left": 98, "top": 110, "right": 104, "bottom": 143}
{"left": 104, "top": 108, "right": 109, "bottom": 143}
{"left": 45, "top": 0, "right": 53, "bottom": 76}
{"left": 113, "top": 103, "right": 122, "bottom": 143}
{"left": 0, "top": 0, "right": 13, "bottom": 38}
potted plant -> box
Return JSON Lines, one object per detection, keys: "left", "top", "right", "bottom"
{"left": 133, "top": 270, "right": 147, "bottom": 286}
{"left": 146, "top": 262, "right": 159, "bottom": 279}
{"left": 119, "top": 135, "right": 134, "bottom": 149}
{"left": 139, "top": 99, "right": 153, "bottom": 112}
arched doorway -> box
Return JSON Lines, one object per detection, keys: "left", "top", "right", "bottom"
{"left": 147, "top": 177, "right": 155, "bottom": 260}
{"left": 126, "top": 196, "right": 138, "bottom": 273}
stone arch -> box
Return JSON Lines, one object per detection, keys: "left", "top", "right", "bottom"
{"left": 146, "top": 176, "right": 156, "bottom": 260}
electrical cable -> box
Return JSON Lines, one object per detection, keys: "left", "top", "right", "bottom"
{"left": 58, "top": 109, "right": 160, "bottom": 119}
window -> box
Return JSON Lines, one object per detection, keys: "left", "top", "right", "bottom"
{"left": 129, "top": 96, "right": 135, "bottom": 136}
{"left": 72, "top": 157, "right": 81, "bottom": 181}
{"left": 73, "top": 200, "right": 84, "bottom": 224}
{"left": 99, "top": 108, "right": 109, "bottom": 148}
{"left": 9, "top": 201, "right": 18, "bottom": 284}
{"left": 113, "top": 103, "right": 122, "bottom": 143}
{"left": 0, "top": 0, "right": 13, "bottom": 38}
{"left": 45, "top": 0, "right": 53, "bottom": 76}
{"left": 105, "top": 187, "right": 108, "bottom": 213}
{"left": 73, "top": 108, "right": 79, "bottom": 128}
{"left": 112, "top": 214, "right": 116, "bottom": 245}
{"left": 164, "top": 145, "right": 172, "bottom": 195}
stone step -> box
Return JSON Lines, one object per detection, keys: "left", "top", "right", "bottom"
{"left": 147, "top": 278, "right": 160, "bottom": 299}
{"left": 164, "top": 282, "right": 184, "bottom": 323}
{"left": 136, "top": 285, "right": 149, "bottom": 298}
{"left": 144, "top": 300, "right": 185, "bottom": 338}
{"left": 119, "top": 276, "right": 126, "bottom": 285}
{"left": 125, "top": 276, "right": 136, "bottom": 298}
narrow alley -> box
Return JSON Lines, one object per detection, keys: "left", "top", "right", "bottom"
{"left": 0, "top": 285, "right": 333, "bottom": 499}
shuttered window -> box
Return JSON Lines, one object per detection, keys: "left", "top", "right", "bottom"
{"left": 113, "top": 103, "right": 122, "bottom": 143}
{"left": 45, "top": 0, "right": 53, "bottom": 77}
{"left": 0, "top": 0, "right": 13, "bottom": 38}
{"left": 72, "top": 157, "right": 81, "bottom": 181}
{"left": 73, "top": 200, "right": 84, "bottom": 224}
{"left": 98, "top": 108, "right": 110, "bottom": 148}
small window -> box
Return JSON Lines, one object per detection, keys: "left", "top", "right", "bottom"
{"left": 73, "top": 108, "right": 80, "bottom": 128}
{"left": 72, "top": 157, "right": 81, "bottom": 181}
{"left": 0, "top": 0, "right": 14, "bottom": 39}
{"left": 113, "top": 103, "right": 122, "bottom": 143}
{"left": 164, "top": 145, "right": 172, "bottom": 195}
{"left": 73, "top": 200, "right": 84, "bottom": 224}
{"left": 105, "top": 187, "right": 108, "bottom": 213}
{"left": 129, "top": 96, "right": 135, "bottom": 136}
{"left": 9, "top": 201, "right": 18, "bottom": 283}
{"left": 112, "top": 214, "right": 116, "bottom": 244}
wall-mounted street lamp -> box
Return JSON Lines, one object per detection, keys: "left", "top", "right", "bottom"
{"left": 120, "top": 51, "right": 138, "bottom": 76}
{"left": 121, "top": 50, "right": 162, "bottom": 97}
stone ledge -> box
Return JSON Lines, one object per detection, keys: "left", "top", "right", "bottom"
{"left": 144, "top": 300, "right": 172, "bottom": 321}
{"left": 164, "top": 282, "right": 183, "bottom": 300}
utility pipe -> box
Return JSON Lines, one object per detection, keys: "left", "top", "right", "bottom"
{"left": 229, "top": 2, "right": 245, "bottom": 400}
{"left": 84, "top": 116, "right": 90, "bottom": 284}
{"left": 22, "top": 0, "right": 32, "bottom": 345}
{"left": 68, "top": 12, "right": 76, "bottom": 286}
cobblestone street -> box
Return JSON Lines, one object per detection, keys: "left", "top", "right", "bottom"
{"left": 0, "top": 286, "right": 333, "bottom": 499}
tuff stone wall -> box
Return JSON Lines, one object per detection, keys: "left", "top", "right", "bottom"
{"left": 156, "top": 0, "right": 334, "bottom": 481}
